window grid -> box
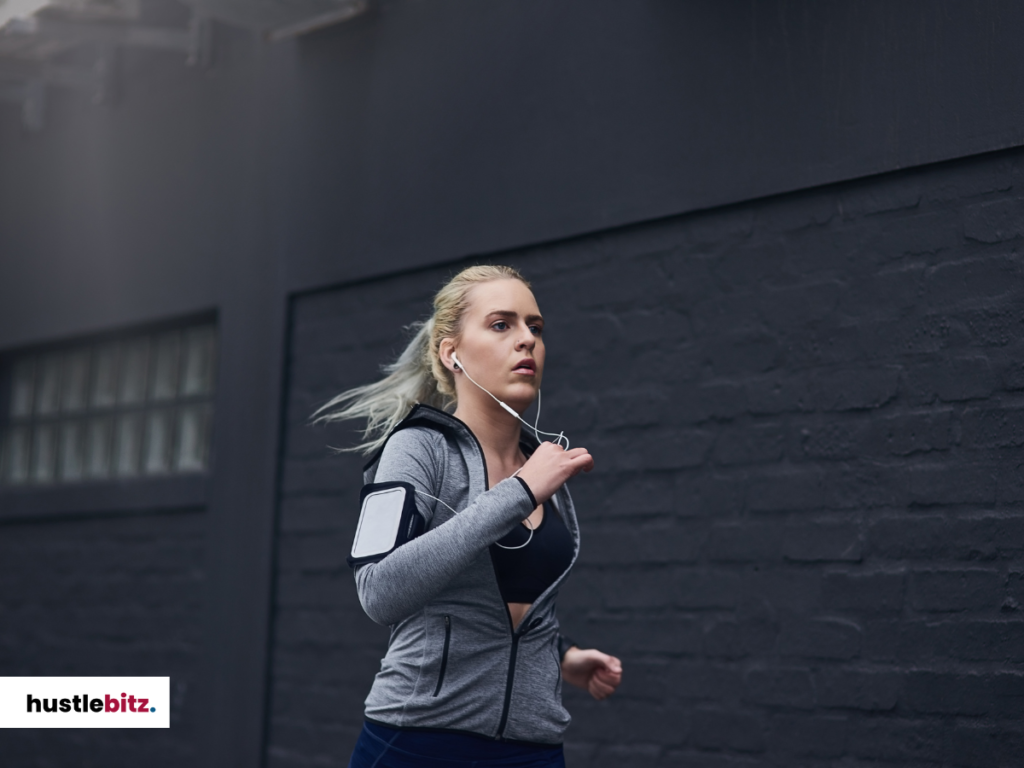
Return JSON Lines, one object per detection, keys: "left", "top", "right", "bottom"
{"left": 0, "top": 324, "right": 217, "bottom": 487}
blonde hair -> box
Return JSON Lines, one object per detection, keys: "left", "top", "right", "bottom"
{"left": 312, "top": 265, "right": 531, "bottom": 454}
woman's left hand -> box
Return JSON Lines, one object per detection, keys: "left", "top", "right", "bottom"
{"left": 561, "top": 647, "right": 622, "bottom": 700}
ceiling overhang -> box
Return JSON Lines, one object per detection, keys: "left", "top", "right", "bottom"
{"left": 0, "top": 0, "right": 368, "bottom": 130}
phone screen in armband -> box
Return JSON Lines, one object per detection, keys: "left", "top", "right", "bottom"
{"left": 348, "top": 481, "right": 425, "bottom": 567}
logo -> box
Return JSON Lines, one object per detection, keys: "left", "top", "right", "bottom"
{"left": 26, "top": 693, "right": 156, "bottom": 713}
{"left": 1, "top": 678, "right": 169, "bottom": 728}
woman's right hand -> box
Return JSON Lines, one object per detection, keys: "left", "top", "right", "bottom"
{"left": 515, "top": 442, "right": 594, "bottom": 504}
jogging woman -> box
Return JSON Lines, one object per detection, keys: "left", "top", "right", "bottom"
{"left": 317, "top": 265, "right": 622, "bottom": 767}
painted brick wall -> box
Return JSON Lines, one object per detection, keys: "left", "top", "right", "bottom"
{"left": 0, "top": 511, "right": 205, "bottom": 766}
{"left": 268, "top": 146, "right": 1024, "bottom": 767}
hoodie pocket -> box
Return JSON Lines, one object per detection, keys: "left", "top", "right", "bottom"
{"left": 432, "top": 615, "right": 451, "bottom": 697}
{"left": 551, "top": 643, "right": 564, "bottom": 697}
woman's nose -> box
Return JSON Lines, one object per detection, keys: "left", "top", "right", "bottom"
{"left": 515, "top": 332, "right": 535, "bottom": 350}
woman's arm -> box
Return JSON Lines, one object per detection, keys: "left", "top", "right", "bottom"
{"left": 354, "top": 479, "right": 534, "bottom": 624}
{"left": 354, "top": 430, "right": 593, "bottom": 626}
{"left": 353, "top": 429, "right": 535, "bottom": 625}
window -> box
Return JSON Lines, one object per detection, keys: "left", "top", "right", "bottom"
{"left": 0, "top": 322, "right": 217, "bottom": 487}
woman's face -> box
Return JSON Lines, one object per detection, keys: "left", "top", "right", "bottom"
{"left": 448, "top": 279, "right": 545, "bottom": 413}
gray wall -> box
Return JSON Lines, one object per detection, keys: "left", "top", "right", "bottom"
{"left": 6, "top": 1, "right": 1024, "bottom": 345}
{"left": 1, "top": 1, "right": 1024, "bottom": 765}
{"left": 273, "top": 146, "right": 1024, "bottom": 766}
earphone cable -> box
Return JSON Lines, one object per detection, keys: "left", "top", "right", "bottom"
{"left": 453, "top": 354, "right": 569, "bottom": 449}
{"left": 414, "top": 488, "right": 534, "bottom": 550}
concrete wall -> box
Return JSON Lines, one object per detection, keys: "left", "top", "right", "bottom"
{"left": 6, "top": 1, "right": 1024, "bottom": 347}
{"left": 272, "top": 146, "right": 1024, "bottom": 766}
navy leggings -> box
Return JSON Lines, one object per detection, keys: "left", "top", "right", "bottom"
{"left": 348, "top": 721, "right": 566, "bottom": 768}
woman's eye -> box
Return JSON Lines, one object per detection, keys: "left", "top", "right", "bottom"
{"left": 492, "top": 321, "right": 508, "bottom": 331}
{"left": 530, "top": 325, "right": 543, "bottom": 335}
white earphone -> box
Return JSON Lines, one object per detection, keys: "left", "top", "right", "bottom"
{"left": 450, "top": 351, "right": 568, "bottom": 449}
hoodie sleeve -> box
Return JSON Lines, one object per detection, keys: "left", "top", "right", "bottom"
{"left": 352, "top": 427, "right": 536, "bottom": 626}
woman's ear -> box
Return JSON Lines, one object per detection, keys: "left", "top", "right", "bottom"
{"left": 438, "top": 338, "right": 458, "bottom": 374}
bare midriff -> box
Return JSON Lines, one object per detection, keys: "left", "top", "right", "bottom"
{"left": 506, "top": 502, "right": 545, "bottom": 630}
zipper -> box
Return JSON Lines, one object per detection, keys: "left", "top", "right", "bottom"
{"left": 417, "top": 408, "right": 564, "bottom": 739}
{"left": 432, "top": 615, "right": 451, "bottom": 697}
{"left": 496, "top": 617, "right": 541, "bottom": 738}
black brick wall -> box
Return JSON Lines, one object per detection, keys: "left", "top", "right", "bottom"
{"left": 268, "top": 146, "right": 1024, "bottom": 766}
{"left": 0, "top": 510, "right": 206, "bottom": 767}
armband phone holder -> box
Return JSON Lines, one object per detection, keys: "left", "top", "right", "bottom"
{"left": 348, "top": 481, "right": 425, "bottom": 567}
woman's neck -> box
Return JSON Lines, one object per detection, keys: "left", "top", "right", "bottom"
{"left": 453, "top": 399, "right": 524, "bottom": 484}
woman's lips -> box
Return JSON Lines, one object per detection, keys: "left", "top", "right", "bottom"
{"left": 512, "top": 359, "right": 536, "bottom": 374}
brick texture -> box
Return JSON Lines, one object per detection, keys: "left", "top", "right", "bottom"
{"left": 0, "top": 511, "right": 205, "bottom": 766}
{"left": 268, "top": 149, "right": 1024, "bottom": 765}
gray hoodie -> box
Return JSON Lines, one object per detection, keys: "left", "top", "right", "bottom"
{"left": 354, "top": 404, "right": 580, "bottom": 745}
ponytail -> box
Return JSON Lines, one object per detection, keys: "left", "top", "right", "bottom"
{"left": 311, "top": 318, "right": 448, "bottom": 455}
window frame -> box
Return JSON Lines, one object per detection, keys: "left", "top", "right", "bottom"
{"left": 0, "top": 312, "right": 217, "bottom": 520}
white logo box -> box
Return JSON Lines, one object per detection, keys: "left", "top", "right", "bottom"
{"left": 0, "top": 677, "right": 170, "bottom": 728}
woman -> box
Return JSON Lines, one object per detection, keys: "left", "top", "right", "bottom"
{"left": 317, "top": 265, "right": 622, "bottom": 767}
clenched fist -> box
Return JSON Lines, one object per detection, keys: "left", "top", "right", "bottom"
{"left": 516, "top": 442, "right": 594, "bottom": 504}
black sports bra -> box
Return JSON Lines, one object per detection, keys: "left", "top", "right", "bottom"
{"left": 490, "top": 500, "right": 574, "bottom": 604}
